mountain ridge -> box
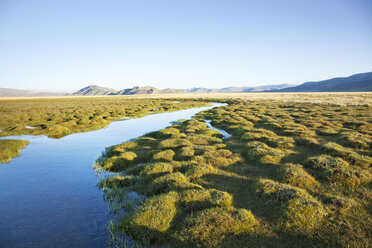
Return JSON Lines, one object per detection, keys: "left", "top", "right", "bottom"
{"left": 275, "top": 71, "right": 372, "bottom": 92}
{"left": 71, "top": 84, "right": 295, "bottom": 96}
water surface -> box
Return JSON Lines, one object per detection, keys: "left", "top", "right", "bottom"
{"left": 0, "top": 103, "right": 223, "bottom": 248}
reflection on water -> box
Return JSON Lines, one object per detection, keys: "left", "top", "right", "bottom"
{"left": 0, "top": 103, "right": 224, "bottom": 248}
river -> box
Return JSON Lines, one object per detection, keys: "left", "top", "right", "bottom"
{"left": 0, "top": 103, "right": 224, "bottom": 248}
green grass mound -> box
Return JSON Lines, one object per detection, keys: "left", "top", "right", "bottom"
{"left": 107, "top": 141, "right": 138, "bottom": 156}
{"left": 306, "top": 155, "right": 371, "bottom": 187}
{"left": 322, "top": 142, "right": 372, "bottom": 167}
{"left": 145, "top": 172, "right": 202, "bottom": 195}
{"left": 241, "top": 129, "right": 295, "bottom": 149}
{"left": 317, "top": 127, "right": 339, "bottom": 136}
{"left": 46, "top": 124, "right": 71, "bottom": 138}
{"left": 339, "top": 131, "right": 371, "bottom": 149}
{"left": 139, "top": 162, "right": 174, "bottom": 180}
{"left": 160, "top": 127, "right": 180, "bottom": 137}
{"left": 186, "top": 133, "right": 222, "bottom": 145}
{"left": 179, "top": 146, "right": 195, "bottom": 157}
{"left": 185, "top": 164, "right": 216, "bottom": 180}
{"left": 184, "top": 119, "right": 209, "bottom": 133}
{"left": 172, "top": 207, "right": 257, "bottom": 248}
{"left": 256, "top": 179, "right": 326, "bottom": 232}
{"left": 0, "top": 139, "right": 30, "bottom": 163}
{"left": 295, "top": 137, "right": 319, "bottom": 146}
{"left": 98, "top": 175, "right": 136, "bottom": 188}
{"left": 153, "top": 149, "right": 175, "bottom": 161}
{"left": 278, "top": 163, "right": 317, "bottom": 189}
{"left": 282, "top": 123, "right": 316, "bottom": 138}
{"left": 179, "top": 189, "right": 233, "bottom": 212}
{"left": 200, "top": 128, "right": 222, "bottom": 138}
{"left": 159, "top": 139, "right": 192, "bottom": 149}
{"left": 203, "top": 149, "right": 242, "bottom": 167}
{"left": 241, "top": 129, "right": 277, "bottom": 142}
{"left": 100, "top": 152, "right": 138, "bottom": 172}
{"left": 119, "top": 192, "right": 179, "bottom": 246}
{"left": 246, "top": 141, "right": 286, "bottom": 165}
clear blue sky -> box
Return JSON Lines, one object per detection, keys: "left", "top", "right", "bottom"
{"left": 0, "top": 0, "right": 371, "bottom": 91}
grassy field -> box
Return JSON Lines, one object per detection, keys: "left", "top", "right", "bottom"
{"left": 96, "top": 96, "right": 372, "bottom": 247}
{"left": 0, "top": 97, "right": 209, "bottom": 138}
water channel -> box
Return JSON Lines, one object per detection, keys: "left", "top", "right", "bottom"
{"left": 0, "top": 103, "right": 224, "bottom": 248}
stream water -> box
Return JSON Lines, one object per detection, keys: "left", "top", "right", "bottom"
{"left": 0, "top": 103, "right": 224, "bottom": 248}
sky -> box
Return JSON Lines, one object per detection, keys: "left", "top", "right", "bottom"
{"left": 0, "top": 0, "right": 371, "bottom": 91}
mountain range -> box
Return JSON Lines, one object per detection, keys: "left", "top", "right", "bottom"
{"left": 1, "top": 71, "right": 371, "bottom": 97}
{"left": 70, "top": 71, "right": 372, "bottom": 96}
{"left": 71, "top": 84, "right": 295, "bottom": 96}
{"left": 277, "top": 71, "right": 372, "bottom": 92}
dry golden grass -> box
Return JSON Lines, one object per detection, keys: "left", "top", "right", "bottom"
{"left": 2, "top": 92, "right": 372, "bottom": 105}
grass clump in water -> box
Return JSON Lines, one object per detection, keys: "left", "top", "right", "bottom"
{"left": 0, "top": 139, "right": 30, "bottom": 163}
{"left": 98, "top": 175, "right": 136, "bottom": 188}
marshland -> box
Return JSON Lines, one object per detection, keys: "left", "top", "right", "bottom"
{"left": 1, "top": 93, "right": 371, "bottom": 247}
{"left": 2, "top": 0, "right": 372, "bottom": 247}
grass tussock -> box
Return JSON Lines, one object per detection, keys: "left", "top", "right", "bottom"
{"left": 0, "top": 139, "right": 30, "bottom": 163}
{"left": 256, "top": 179, "right": 326, "bottom": 232}
{"left": 323, "top": 142, "right": 372, "bottom": 167}
{"left": 173, "top": 207, "right": 257, "bottom": 248}
{"left": 119, "top": 192, "right": 179, "bottom": 246}
{"left": 278, "top": 163, "right": 317, "bottom": 189}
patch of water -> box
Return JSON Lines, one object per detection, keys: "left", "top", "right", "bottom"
{"left": 204, "top": 119, "right": 232, "bottom": 139}
{"left": 25, "top": 126, "right": 37, "bottom": 129}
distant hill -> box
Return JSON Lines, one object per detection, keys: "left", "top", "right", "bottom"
{"left": 276, "top": 72, "right": 372, "bottom": 92}
{"left": 71, "top": 85, "right": 117, "bottom": 96}
{"left": 71, "top": 84, "right": 295, "bottom": 96}
{"left": 184, "top": 84, "right": 294, "bottom": 93}
{"left": 0, "top": 87, "right": 67, "bottom": 97}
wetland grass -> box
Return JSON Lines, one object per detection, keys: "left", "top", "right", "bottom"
{"left": 97, "top": 98, "right": 372, "bottom": 247}
{"left": 0, "top": 97, "right": 209, "bottom": 138}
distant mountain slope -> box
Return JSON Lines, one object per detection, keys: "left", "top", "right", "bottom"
{"left": 0, "top": 88, "right": 67, "bottom": 97}
{"left": 116, "top": 86, "right": 184, "bottom": 95}
{"left": 277, "top": 72, "right": 372, "bottom": 92}
{"left": 185, "top": 84, "right": 294, "bottom": 93}
{"left": 71, "top": 84, "right": 296, "bottom": 95}
{"left": 72, "top": 85, "right": 117, "bottom": 96}
{"left": 0, "top": 88, "right": 33, "bottom": 96}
